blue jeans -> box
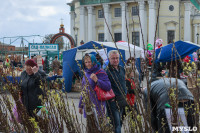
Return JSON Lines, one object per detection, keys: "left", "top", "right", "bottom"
{"left": 107, "top": 99, "right": 123, "bottom": 133}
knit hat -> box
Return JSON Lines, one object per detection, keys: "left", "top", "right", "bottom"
{"left": 25, "top": 59, "right": 37, "bottom": 67}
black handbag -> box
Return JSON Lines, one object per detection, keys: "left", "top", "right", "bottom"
{"left": 115, "top": 95, "right": 128, "bottom": 109}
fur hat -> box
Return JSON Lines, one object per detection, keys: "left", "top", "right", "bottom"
{"left": 25, "top": 59, "right": 37, "bottom": 67}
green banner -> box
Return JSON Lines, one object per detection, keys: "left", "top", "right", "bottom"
{"left": 191, "top": 0, "right": 200, "bottom": 10}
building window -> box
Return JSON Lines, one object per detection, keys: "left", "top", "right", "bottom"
{"left": 132, "top": 32, "right": 140, "bottom": 46}
{"left": 167, "top": 30, "right": 175, "bottom": 44}
{"left": 98, "top": 33, "right": 104, "bottom": 42}
{"left": 114, "top": 33, "right": 122, "bottom": 42}
{"left": 169, "top": 5, "right": 174, "bottom": 11}
{"left": 114, "top": 8, "right": 121, "bottom": 17}
{"left": 10, "top": 48, "right": 12, "bottom": 51}
{"left": 132, "top": 6, "right": 139, "bottom": 16}
{"left": 98, "top": 10, "right": 104, "bottom": 18}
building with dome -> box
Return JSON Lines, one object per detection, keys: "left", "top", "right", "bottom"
{"left": 67, "top": 0, "right": 200, "bottom": 48}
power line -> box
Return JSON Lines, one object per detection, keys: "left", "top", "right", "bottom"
{"left": 0, "top": 35, "right": 41, "bottom": 40}
{"left": 0, "top": 35, "right": 45, "bottom": 45}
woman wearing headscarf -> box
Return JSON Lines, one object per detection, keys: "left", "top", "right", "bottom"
{"left": 78, "top": 54, "right": 111, "bottom": 118}
{"left": 20, "top": 59, "right": 46, "bottom": 117}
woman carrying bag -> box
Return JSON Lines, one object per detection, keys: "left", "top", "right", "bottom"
{"left": 79, "top": 53, "right": 112, "bottom": 117}
{"left": 78, "top": 54, "right": 113, "bottom": 132}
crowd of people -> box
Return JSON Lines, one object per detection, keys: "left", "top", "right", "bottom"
{"left": 0, "top": 55, "right": 62, "bottom": 118}
{"left": 0, "top": 54, "right": 62, "bottom": 75}
{"left": 78, "top": 50, "right": 196, "bottom": 133}
{"left": 0, "top": 49, "right": 197, "bottom": 133}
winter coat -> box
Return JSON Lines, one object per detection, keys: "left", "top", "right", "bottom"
{"left": 20, "top": 70, "right": 46, "bottom": 112}
{"left": 144, "top": 78, "right": 194, "bottom": 131}
{"left": 13, "top": 61, "right": 18, "bottom": 67}
{"left": 144, "top": 78, "right": 193, "bottom": 112}
{"left": 106, "top": 64, "right": 127, "bottom": 96}
{"left": 79, "top": 64, "right": 111, "bottom": 118}
{"left": 43, "top": 59, "right": 49, "bottom": 72}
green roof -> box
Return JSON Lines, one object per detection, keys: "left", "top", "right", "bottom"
{"left": 80, "top": 0, "right": 128, "bottom": 5}
{"left": 191, "top": 0, "right": 200, "bottom": 10}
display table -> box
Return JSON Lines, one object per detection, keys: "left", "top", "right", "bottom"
{"left": 3, "top": 75, "right": 64, "bottom": 90}
{"left": 46, "top": 75, "right": 63, "bottom": 90}
{"left": 3, "top": 76, "right": 20, "bottom": 83}
{"left": 46, "top": 75, "right": 62, "bottom": 81}
{"left": 71, "top": 79, "right": 82, "bottom": 92}
{"left": 3, "top": 75, "right": 62, "bottom": 84}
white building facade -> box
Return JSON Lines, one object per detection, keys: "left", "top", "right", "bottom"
{"left": 68, "top": 0, "right": 200, "bottom": 48}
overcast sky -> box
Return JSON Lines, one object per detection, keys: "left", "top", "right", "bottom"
{"left": 0, "top": 0, "right": 72, "bottom": 47}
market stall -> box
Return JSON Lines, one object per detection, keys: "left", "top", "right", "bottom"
{"left": 156, "top": 40, "right": 200, "bottom": 100}
{"left": 63, "top": 41, "right": 144, "bottom": 92}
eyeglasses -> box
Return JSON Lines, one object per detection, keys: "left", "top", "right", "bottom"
{"left": 110, "top": 57, "right": 119, "bottom": 60}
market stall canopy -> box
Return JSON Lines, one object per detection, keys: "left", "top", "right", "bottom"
{"left": 155, "top": 41, "right": 200, "bottom": 62}
{"left": 74, "top": 41, "right": 144, "bottom": 61}
{"left": 77, "top": 41, "right": 144, "bottom": 59}
{"left": 116, "top": 41, "right": 145, "bottom": 59}
{"left": 63, "top": 41, "right": 144, "bottom": 92}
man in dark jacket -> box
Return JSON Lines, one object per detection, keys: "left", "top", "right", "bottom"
{"left": 51, "top": 55, "right": 61, "bottom": 75}
{"left": 143, "top": 78, "right": 194, "bottom": 133}
{"left": 20, "top": 59, "right": 46, "bottom": 117}
{"left": 43, "top": 56, "right": 49, "bottom": 73}
{"left": 106, "top": 50, "right": 127, "bottom": 133}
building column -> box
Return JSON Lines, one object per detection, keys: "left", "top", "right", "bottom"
{"left": 184, "top": 3, "right": 191, "bottom": 41}
{"left": 199, "top": 24, "right": 200, "bottom": 44}
{"left": 70, "top": 11, "right": 75, "bottom": 39}
{"left": 79, "top": 6, "right": 85, "bottom": 44}
{"left": 87, "top": 6, "right": 94, "bottom": 41}
{"left": 109, "top": 9, "right": 112, "bottom": 41}
{"left": 103, "top": 4, "right": 110, "bottom": 42}
{"left": 194, "top": 24, "right": 198, "bottom": 43}
{"left": 148, "top": 0, "right": 156, "bottom": 46}
{"left": 93, "top": 9, "right": 96, "bottom": 41}
{"left": 121, "top": 2, "right": 128, "bottom": 42}
{"left": 126, "top": 5, "right": 129, "bottom": 42}
{"left": 139, "top": 1, "right": 147, "bottom": 48}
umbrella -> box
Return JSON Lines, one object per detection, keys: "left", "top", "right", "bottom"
{"left": 155, "top": 40, "right": 200, "bottom": 62}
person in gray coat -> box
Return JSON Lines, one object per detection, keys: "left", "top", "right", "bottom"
{"left": 143, "top": 78, "right": 194, "bottom": 133}
{"left": 20, "top": 59, "right": 46, "bottom": 117}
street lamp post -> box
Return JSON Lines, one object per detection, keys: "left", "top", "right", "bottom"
{"left": 196, "top": 33, "right": 199, "bottom": 44}
{"left": 73, "top": 27, "right": 78, "bottom": 47}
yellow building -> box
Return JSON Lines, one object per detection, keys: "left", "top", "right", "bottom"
{"left": 68, "top": 0, "right": 200, "bottom": 48}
